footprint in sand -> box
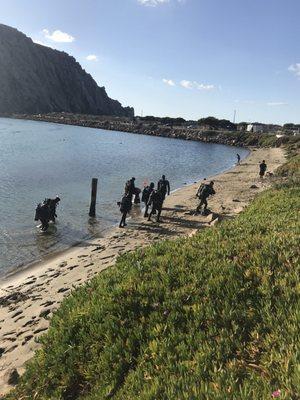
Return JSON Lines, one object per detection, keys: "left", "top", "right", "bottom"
{"left": 83, "top": 263, "right": 94, "bottom": 268}
{"left": 4, "top": 344, "right": 18, "bottom": 353}
{"left": 67, "top": 265, "right": 79, "bottom": 271}
{"left": 40, "top": 300, "right": 55, "bottom": 307}
{"left": 14, "top": 315, "right": 25, "bottom": 323}
{"left": 22, "top": 335, "right": 33, "bottom": 345}
{"left": 57, "top": 287, "right": 70, "bottom": 294}
{"left": 11, "top": 310, "right": 23, "bottom": 318}
{"left": 34, "top": 326, "right": 48, "bottom": 335}
{"left": 22, "top": 319, "right": 37, "bottom": 328}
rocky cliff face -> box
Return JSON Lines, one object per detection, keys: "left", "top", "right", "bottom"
{"left": 0, "top": 24, "right": 134, "bottom": 117}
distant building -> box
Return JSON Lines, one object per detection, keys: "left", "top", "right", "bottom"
{"left": 247, "top": 123, "right": 265, "bottom": 133}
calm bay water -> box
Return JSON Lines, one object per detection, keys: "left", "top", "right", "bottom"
{"left": 0, "top": 117, "right": 248, "bottom": 276}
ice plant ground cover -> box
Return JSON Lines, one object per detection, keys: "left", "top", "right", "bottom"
{"left": 5, "top": 158, "right": 300, "bottom": 400}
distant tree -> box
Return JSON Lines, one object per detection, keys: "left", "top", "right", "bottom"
{"left": 198, "top": 117, "right": 236, "bottom": 130}
{"left": 283, "top": 123, "right": 295, "bottom": 130}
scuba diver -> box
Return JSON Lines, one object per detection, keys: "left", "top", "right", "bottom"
{"left": 34, "top": 196, "right": 61, "bottom": 232}
{"left": 196, "top": 181, "right": 215, "bottom": 215}
{"left": 157, "top": 175, "right": 170, "bottom": 201}
{"left": 118, "top": 192, "right": 132, "bottom": 228}
{"left": 259, "top": 160, "right": 267, "bottom": 178}
{"left": 125, "top": 177, "right": 141, "bottom": 204}
{"left": 35, "top": 200, "right": 50, "bottom": 231}
{"left": 48, "top": 196, "right": 61, "bottom": 222}
{"left": 142, "top": 182, "right": 155, "bottom": 217}
{"left": 196, "top": 178, "right": 207, "bottom": 198}
{"left": 147, "top": 188, "right": 164, "bottom": 222}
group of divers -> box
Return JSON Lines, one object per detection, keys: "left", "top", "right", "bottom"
{"left": 34, "top": 155, "right": 268, "bottom": 232}
{"left": 117, "top": 175, "right": 216, "bottom": 228}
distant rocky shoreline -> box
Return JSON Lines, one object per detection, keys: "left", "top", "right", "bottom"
{"left": 4, "top": 112, "right": 288, "bottom": 149}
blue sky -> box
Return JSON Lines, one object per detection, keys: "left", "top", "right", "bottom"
{"left": 1, "top": 0, "right": 299, "bottom": 123}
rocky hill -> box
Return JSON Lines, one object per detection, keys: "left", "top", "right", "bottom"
{"left": 0, "top": 24, "right": 134, "bottom": 117}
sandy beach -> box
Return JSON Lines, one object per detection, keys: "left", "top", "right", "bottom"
{"left": 0, "top": 147, "right": 285, "bottom": 396}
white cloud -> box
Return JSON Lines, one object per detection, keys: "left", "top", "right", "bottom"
{"left": 162, "top": 78, "right": 175, "bottom": 86}
{"left": 42, "top": 29, "right": 75, "bottom": 43}
{"left": 267, "top": 102, "right": 288, "bottom": 106}
{"left": 138, "top": 0, "right": 169, "bottom": 6}
{"left": 180, "top": 80, "right": 193, "bottom": 89}
{"left": 288, "top": 63, "right": 300, "bottom": 77}
{"left": 86, "top": 54, "right": 98, "bottom": 61}
{"left": 180, "top": 80, "right": 215, "bottom": 90}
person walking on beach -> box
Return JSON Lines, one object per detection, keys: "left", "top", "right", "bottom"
{"left": 237, "top": 153, "right": 241, "bottom": 165}
{"left": 142, "top": 182, "right": 155, "bottom": 217}
{"left": 259, "top": 160, "right": 267, "bottom": 179}
{"left": 147, "top": 188, "right": 164, "bottom": 222}
{"left": 196, "top": 178, "right": 207, "bottom": 198}
{"left": 157, "top": 175, "right": 170, "bottom": 201}
{"left": 118, "top": 193, "right": 132, "bottom": 228}
{"left": 196, "top": 181, "right": 215, "bottom": 215}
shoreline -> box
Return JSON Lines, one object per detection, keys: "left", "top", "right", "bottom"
{"left": 0, "top": 147, "right": 285, "bottom": 396}
{"left": 0, "top": 152, "right": 244, "bottom": 284}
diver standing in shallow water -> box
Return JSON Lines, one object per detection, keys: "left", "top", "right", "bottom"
{"left": 48, "top": 196, "right": 61, "bottom": 222}
{"left": 142, "top": 182, "right": 155, "bottom": 217}
{"left": 35, "top": 200, "right": 50, "bottom": 231}
{"left": 118, "top": 192, "right": 132, "bottom": 228}
{"left": 157, "top": 175, "right": 170, "bottom": 201}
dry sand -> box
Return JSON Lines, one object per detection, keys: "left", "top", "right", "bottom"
{"left": 0, "top": 147, "right": 285, "bottom": 396}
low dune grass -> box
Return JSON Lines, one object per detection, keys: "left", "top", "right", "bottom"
{"left": 5, "top": 178, "right": 300, "bottom": 399}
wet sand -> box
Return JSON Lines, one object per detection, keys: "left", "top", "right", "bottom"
{"left": 0, "top": 147, "right": 285, "bottom": 396}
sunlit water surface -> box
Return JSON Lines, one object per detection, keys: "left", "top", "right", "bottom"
{"left": 0, "top": 118, "right": 249, "bottom": 276}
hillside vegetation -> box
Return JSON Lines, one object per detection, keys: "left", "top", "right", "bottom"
{"left": 5, "top": 162, "right": 300, "bottom": 400}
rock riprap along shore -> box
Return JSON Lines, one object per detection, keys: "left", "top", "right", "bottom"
{"left": 6, "top": 112, "right": 294, "bottom": 148}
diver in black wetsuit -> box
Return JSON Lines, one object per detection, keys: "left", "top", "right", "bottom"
{"left": 147, "top": 188, "right": 164, "bottom": 222}
{"left": 157, "top": 175, "right": 170, "bottom": 201}
{"left": 35, "top": 201, "right": 50, "bottom": 231}
{"left": 118, "top": 193, "right": 132, "bottom": 228}
{"left": 196, "top": 181, "right": 215, "bottom": 214}
{"left": 142, "top": 182, "right": 155, "bottom": 217}
{"left": 48, "top": 196, "right": 60, "bottom": 222}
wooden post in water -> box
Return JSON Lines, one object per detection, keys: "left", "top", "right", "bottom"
{"left": 89, "top": 178, "right": 98, "bottom": 217}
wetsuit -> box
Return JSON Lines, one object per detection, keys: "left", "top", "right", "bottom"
{"left": 157, "top": 178, "right": 170, "bottom": 201}
{"left": 196, "top": 184, "right": 215, "bottom": 213}
{"left": 142, "top": 185, "right": 154, "bottom": 217}
{"left": 259, "top": 162, "right": 267, "bottom": 177}
{"left": 148, "top": 190, "right": 164, "bottom": 222}
{"left": 119, "top": 194, "right": 132, "bottom": 227}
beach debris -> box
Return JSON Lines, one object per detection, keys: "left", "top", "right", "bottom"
{"left": 250, "top": 184, "right": 258, "bottom": 189}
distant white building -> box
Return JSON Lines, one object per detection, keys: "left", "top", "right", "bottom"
{"left": 247, "top": 123, "right": 264, "bottom": 133}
